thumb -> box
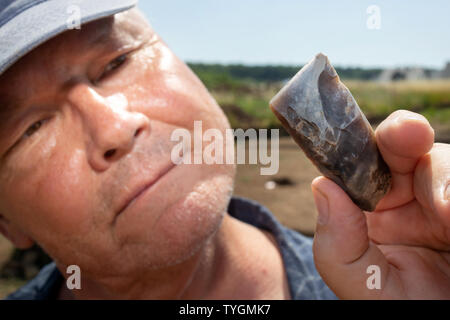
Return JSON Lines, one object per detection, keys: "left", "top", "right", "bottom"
{"left": 311, "top": 176, "right": 398, "bottom": 299}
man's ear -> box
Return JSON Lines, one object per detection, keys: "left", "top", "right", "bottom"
{"left": 0, "top": 214, "right": 34, "bottom": 249}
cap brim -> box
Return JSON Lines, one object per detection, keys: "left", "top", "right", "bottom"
{"left": 0, "top": 0, "right": 138, "bottom": 75}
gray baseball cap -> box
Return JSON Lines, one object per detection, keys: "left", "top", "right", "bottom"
{"left": 0, "top": 0, "right": 138, "bottom": 75}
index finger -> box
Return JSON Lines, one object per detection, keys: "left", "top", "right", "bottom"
{"left": 375, "top": 110, "right": 435, "bottom": 175}
{"left": 373, "top": 110, "right": 434, "bottom": 210}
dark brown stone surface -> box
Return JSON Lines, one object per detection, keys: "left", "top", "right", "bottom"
{"left": 270, "top": 53, "right": 391, "bottom": 211}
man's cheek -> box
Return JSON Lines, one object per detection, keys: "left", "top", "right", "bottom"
{"left": 27, "top": 149, "right": 94, "bottom": 235}
{"left": 1, "top": 134, "right": 59, "bottom": 184}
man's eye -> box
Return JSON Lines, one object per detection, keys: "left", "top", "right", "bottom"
{"left": 97, "top": 54, "right": 128, "bottom": 81}
{"left": 24, "top": 120, "right": 44, "bottom": 138}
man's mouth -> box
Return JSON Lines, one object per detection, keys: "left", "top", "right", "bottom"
{"left": 115, "top": 163, "right": 177, "bottom": 218}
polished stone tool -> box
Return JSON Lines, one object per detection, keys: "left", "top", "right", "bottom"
{"left": 269, "top": 53, "right": 391, "bottom": 211}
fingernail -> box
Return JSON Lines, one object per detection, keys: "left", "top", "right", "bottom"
{"left": 313, "top": 188, "right": 329, "bottom": 225}
{"left": 445, "top": 183, "right": 450, "bottom": 201}
{"left": 394, "top": 111, "right": 426, "bottom": 123}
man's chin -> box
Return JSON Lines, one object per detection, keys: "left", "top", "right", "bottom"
{"left": 110, "top": 163, "right": 234, "bottom": 270}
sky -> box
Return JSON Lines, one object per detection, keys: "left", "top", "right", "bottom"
{"left": 138, "top": 0, "right": 450, "bottom": 69}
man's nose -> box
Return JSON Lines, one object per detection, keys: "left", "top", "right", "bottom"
{"left": 67, "top": 84, "right": 150, "bottom": 171}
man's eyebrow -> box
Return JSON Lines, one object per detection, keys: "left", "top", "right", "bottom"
{"left": 0, "top": 100, "right": 18, "bottom": 118}
{"left": 85, "top": 20, "right": 140, "bottom": 53}
{"left": 82, "top": 17, "right": 116, "bottom": 45}
{"left": 0, "top": 101, "right": 22, "bottom": 130}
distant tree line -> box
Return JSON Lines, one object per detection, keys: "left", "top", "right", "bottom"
{"left": 188, "top": 63, "right": 383, "bottom": 84}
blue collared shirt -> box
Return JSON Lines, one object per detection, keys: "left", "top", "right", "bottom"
{"left": 6, "top": 196, "right": 337, "bottom": 300}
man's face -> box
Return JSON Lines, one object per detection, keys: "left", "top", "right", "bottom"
{"left": 0, "top": 9, "right": 235, "bottom": 277}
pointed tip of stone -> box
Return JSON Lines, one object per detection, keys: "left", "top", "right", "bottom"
{"left": 298, "top": 52, "right": 330, "bottom": 79}
{"left": 313, "top": 53, "right": 331, "bottom": 67}
{"left": 270, "top": 53, "right": 331, "bottom": 109}
{"left": 315, "top": 52, "right": 328, "bottom": 60}
{"left": 312, "top": 53, "right": 337, "bottom": 78}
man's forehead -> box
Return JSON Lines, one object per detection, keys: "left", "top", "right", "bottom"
{"left": 57, "top": 10, "right": 150, "bottom": 52}
{"left": 1, "top": 9, "right": 150, "bottom": 79}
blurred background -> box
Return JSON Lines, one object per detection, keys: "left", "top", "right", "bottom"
{"left": 1, "top": 0, "right": 449, "bottom": 297}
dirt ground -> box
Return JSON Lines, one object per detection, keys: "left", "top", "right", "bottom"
{"left": 233, "top": 137, "right": 321, "bottom": 236}
{"left": 0, "top": 237, "right": 20, "bottom": 298}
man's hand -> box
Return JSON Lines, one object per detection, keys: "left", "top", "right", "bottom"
{"left": 311, "top": 110, "right": 450, "bottom": 299}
